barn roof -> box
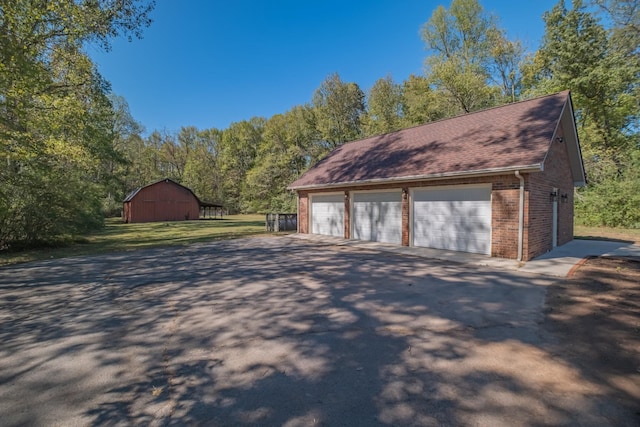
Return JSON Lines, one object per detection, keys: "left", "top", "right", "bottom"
{"left": 123, "top": 178, "right": 223, "bottom": 208}
{"left": 123, "top": 178, "right": 191, "bottom": 202}
{"left": 288, "top": 91, "right": 585, "bottom": 190}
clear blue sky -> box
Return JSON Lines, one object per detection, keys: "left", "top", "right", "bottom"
{"left": 88, "top": 0, "right": 559, "bottom": 134}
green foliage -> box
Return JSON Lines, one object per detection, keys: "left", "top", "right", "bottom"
{"left": 0, "top": 0, "right": 154, "bottom": 249}
{"left": 116, "top": 103, "right": 319, "bottom": 217}
{"left": 420, "top": 0, "right": 508, "bottom": 113}
{"left": 524, "top": 0, "right": 638, "bottom": 151}
{"left": 523, "top": 0, "right": 640, "bottom": 227}
{"left": 0, "top": 153, "right": 105, "bottom": 248}
{"left": 576, "top": 149, "right": 640, "bottom": 227}
{"left": 312, "top": 73, "right": 366, "bottom": 148}
{"left": 488, "top": 29, "right": 524, "bottom": 102}
{"left": 593, "top": 0, "right": 640, "bottom": 58}
{"left": 182, "top": 128, "right": 223, "bottom": 203}
{"left": 243, "top": 107, "right": 319, "bottom": 213}
{"left": 218, "top": 118, "right": 265, "bottom": 213}
{"left": 363, "top": 75, "right": 404, "bottom": 136}
{"left": 400, "top": 75, "right": 449, "bottom": 126}
{"left": 548, "top": 3, "right": 630, "bottom": 145}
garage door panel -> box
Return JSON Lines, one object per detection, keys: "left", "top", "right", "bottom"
{"left": 414, "top": 223, "right": 489, "bottom": 240}
{"left": 412, "top": 187, "right": 491, "bottom": 255}
{"left": 422, "top": 231, "right": 488, "bottom": 242}
{"left": 417, "top": 228, "right": 490, "bottom": 241}
{"left": 414, "top": 212, "right": 491, "bottom": 226}
{"left": 413, "top": 201, "right": 491, "bottom": 215}
{"left": 413, "top": 215, "right": 491, "bottom": 234}
{"left": 421, "top": 234, "right": 489, "bottom": 253}
{"left": 311, "top": 194, "right": 344, "bottom": 237}
{"left": 353, "top": 192, "right": 401, "bottom": 244}
{"left": 414, "top": 187, "right": 490, "bottom": 202}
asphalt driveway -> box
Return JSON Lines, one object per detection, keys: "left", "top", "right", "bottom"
{"left": 0, "top": 237, "right": 634, "bottom": 426}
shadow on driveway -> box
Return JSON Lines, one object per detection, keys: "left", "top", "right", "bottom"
{"left": 0, "top": 237, "right": 636, "bottom": 426}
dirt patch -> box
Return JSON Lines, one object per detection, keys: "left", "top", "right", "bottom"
{"left": 544, "top": 256, "right": 640, "bottom": 418}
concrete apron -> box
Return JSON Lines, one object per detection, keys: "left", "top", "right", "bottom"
{"left": 289, "top": 234, "right": 640, "bottom": 277}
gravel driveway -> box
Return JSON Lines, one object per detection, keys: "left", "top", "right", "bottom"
{"left": 0, "top": 236, "right": 634, "bottom": 426}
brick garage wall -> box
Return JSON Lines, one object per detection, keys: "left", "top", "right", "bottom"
{"left": 491, "top": 176, "right": 525, "bottom": 259}
{"left": 526, "top": 129, "right": 575, "bottom": 259}
{"left": 296, "top": 174, "right": 528, "bottom": 259}
{"left": 298, "top": 192, "right": 309, "bottom": 233}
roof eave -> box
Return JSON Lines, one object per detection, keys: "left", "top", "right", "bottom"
{"left": 287, "top": 165, "right": 543, "bottom": 191}
{"left": 565, "top": 93, "right": 587, "bottom": 186}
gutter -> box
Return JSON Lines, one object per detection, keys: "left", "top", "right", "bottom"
{"left": 288, "top": 164, "right": 542, "bottom": 191}
{"left": 515, "top": 171, "right": 525, "bottom": 262}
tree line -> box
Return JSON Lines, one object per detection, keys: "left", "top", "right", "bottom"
{"left": 1, "top": 0, "right": 638, "bottom": 250}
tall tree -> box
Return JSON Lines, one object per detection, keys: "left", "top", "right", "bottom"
{"left": 244, "top": 106, "right": 320, "bottom": 213}
{"left": 488, "top": 29, "right": 524, "bottom": 102}
{"left": 0, "top": 0, "right": 154, "bottom": 248}
{"left": 287, "top": 104, "right": 323, "bottom": 167}
{"left": 591, "top": 0, "right": 640, "bottom": 132}
{"left": 420, "top": 0, "right": 501, "bottom": 113}
{"left": 363, "top": 75, "right": 404, "bottom": 136}
{"left": 183, "top": 128, "right": 223, "bottom": 203}
{"left": 100, "top": 94, "right": 145, "bottom": 215}
{"left": 218, "top": 118, "right": 264, "bottom": 213}
{"left": 593, "top": 0, "right": 640, "bottom": 56}
{"left": 244, "top": 114, "right": 292, "bottom": 213}
{"left": 524, "top": 0, "right": 639, "bottom": 227}
{"left": 312, "top": 73, "right": 365, "bottom": 149}
{"left": 401, "top": 74, "right": 449, "bottom": 126}
{"left": 525, "top": 0, "right": 637, "bottom": 152}
{"left": 152, "top": 131, "right": 182, "bottom": 179}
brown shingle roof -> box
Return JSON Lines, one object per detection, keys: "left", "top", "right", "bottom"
{"left": 289, "top": 91, "right": 572, "bottom": 190}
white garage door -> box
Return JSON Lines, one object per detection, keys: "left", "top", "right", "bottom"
{"left": 412, "top": 186, "right": 491, "bottom": 254}
{"left": 310, "top": 194, "right": 344, "bottom": 237}
{"left": 352, "top": 191, "right": 402, "bottom": 244}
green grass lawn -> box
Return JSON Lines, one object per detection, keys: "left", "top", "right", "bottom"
{"left": 0, "top": 214, "right": 275, "bottom": 267}
{"left": 574, "top": 225, "right": 640, "bottom": 244}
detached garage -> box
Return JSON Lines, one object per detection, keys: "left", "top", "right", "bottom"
{"left": 289, "top": 91, "right": 586, "bottom": 261}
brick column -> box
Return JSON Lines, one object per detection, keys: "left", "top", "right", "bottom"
{"left": 298, "top": 192, "right": 308, "bottom": 234}
{"left": 401, "top": 187, "right": 410, "bottom": 246}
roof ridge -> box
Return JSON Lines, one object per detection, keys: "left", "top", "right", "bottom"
{"left": 340, "top": 90, "right": 570, "bottom": 147}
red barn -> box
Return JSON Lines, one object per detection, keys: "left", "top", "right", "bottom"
{"left": 123, "top": 179, "right": 201, "bottom": 223}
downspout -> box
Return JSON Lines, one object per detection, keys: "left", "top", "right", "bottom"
{"left": 515, "top": 171, "right": 525, "bottom": 262}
